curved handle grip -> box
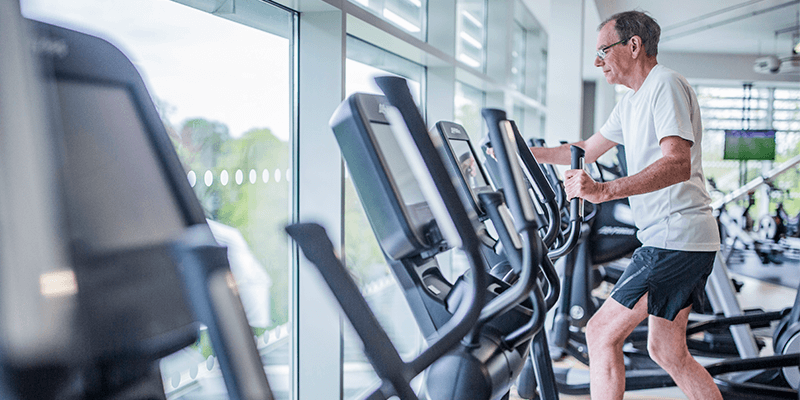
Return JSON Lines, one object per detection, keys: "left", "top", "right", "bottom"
{"left": 286, "top": 223, "right": 417, "bottom": 400}
{"left": 481, "top": 109, "right": 537, "bottom": 231}
{"left": 507, "top": 122, "right": 560, "bottom": 248}
{"left": 478, "top": 108, "right": 547, "bottom": 328}
{"left": 531, "top": 138, "right": 565, "bottom": 211}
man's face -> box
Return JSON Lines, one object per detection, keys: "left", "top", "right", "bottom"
{"left": 595, "top": 21, "right": 630, "bottom": 85}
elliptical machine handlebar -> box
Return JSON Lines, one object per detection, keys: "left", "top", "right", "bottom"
{"left": 532, "top": 138, "right": 566, "bottom": 210}
{"left": 507, "top": 121, "right": 562, "bottom": 249}
{"left": 548, "top": 145, "right": 585, "bottom": 259}
{"left": 480, "top": 108, "right": 557, "bottom": 331}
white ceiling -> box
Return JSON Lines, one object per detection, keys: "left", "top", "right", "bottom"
{"left": 594, "top": 0, "right": 800, "bottom": 57}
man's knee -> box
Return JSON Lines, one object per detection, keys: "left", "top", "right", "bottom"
{"left": 586, "top": 314, "right": 619, "bottom": 351}
{"left": 647, "top": 338, "right": 689, "bottom": 371}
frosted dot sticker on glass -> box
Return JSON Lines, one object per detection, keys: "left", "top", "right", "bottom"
{"left": 220, "top": 170, "right": 229, "bottom": 186}
{"left": 204, "top": 170, "right": 213, "bottom": 187}
{"left": 235, "top": 169, "right": 244, "bottom": 185}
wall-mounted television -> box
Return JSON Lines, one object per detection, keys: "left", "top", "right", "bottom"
{"left": 723, "top": 129, "right": 776, "bottom": 161}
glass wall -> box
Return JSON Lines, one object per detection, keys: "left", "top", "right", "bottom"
{"left": 456, "top": 0, "right": 487, "bottom": 71}
{"left": 350, "top": 0, "right": 427, "bottom": 40}
{"left": 509, "top": 0, "right": 547, "bottom": 138}
{"left": 699, "top": 85, "right": 800, "bottom": 218}
{"left": 454, "top": 81, "right": 485, "bottom": 143}
{"left": 511, "top": 22, "right": 527, "bottom": 93}
{"left": 342, "top": 36, "right": 426, "bottom": 399}
{"left": 21, "top": 0, "right": 296, "bottom": 398}
{"left": 699, "top": 85, "right": 772, "bottom": 194}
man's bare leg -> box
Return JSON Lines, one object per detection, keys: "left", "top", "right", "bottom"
{"left": 585, "top": 295, "right": 649, "bottom": 400}
{"left": 647, "top": 306, "right": 723, "bottom": 400}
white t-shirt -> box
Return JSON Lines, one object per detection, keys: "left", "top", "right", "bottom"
{"left": 599, "top": 64, "right": 720, "bottom": 252}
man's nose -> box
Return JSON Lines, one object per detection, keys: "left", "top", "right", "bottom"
{"left": 594, "top": 56, "right": 602, "bottom": 67}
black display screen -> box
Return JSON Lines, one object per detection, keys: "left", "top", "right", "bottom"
{"left": 448, "top": 138, "right": 488, "bottom": 191}
{"left": 369, "top": 121, "right": 434, "bottom": 235}
{"left": 58, "top": 80, "right": 186, "bottom": 254}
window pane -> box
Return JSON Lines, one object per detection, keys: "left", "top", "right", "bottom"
{"left": 456, "top": 0, "right": 486, "bottom": 71}
{"left": 699, "top": 86, "right": 800, "bottom": 216}
{"left": 454, "top": 81, "right": 485, "bottom": 142}
{"left": 347, "top": 36, "right": 423, "bottom": 104}
{"left": 511, "top": 23, "right": 526, "bottom": 92}
{"left": 344, "top": 39, "right": 426, "bottom": 399}
{"left": 350, "top": 0, "right": 427, "bottom": 40}
{"left": 21, "top": 0, "right": 295, "bottom": 398}
{"left": 513, "top": 104, "right": 526, "bottom": 133}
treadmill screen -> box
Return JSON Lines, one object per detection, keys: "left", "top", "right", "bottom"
{"left": 369, "top": 120, "right": 433, "bottom": 233}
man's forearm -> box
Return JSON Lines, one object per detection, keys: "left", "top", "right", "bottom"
{"left": 529, "top": 143, "right": 576, "bottom": 165}
{"left": 600, "top": 154, "right": 690, "bottom": 202}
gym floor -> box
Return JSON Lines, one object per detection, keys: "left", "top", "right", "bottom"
{"left": 510, "top": 253, "right": 799, "bottom": 400}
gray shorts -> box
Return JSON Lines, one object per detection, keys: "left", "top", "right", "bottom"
{"left": 609, "top": 246, "right": 716, "bottom": 321}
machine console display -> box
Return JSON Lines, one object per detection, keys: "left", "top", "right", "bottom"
{"left": 432, "top": 121, "right": 493, "bottom": 218}
{"left": 331, "top": 93, "right": 438, "bottom": 260}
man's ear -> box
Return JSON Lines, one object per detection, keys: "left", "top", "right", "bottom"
{"left": 630, "top": 35, "right": 642, "bottom": 58}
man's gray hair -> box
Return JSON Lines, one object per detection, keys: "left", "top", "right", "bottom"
{"left": 599, "top": 11, "right": 660, "bottom": 57}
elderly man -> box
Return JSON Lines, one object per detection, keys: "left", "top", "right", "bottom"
{"left": 529, "top": 11, "right": 722, "bottom": 400}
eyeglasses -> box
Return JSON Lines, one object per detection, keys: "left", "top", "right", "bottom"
{"left": 596, "top": 37, "right": 630, "bottom": 60}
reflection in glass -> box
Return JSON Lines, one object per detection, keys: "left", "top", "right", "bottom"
{"left": 512, "top": 22, "right": 526, "bottom": 92}
{"left": 454, "top": 81, "right": 485, "bottom": 143}
{"left": 350, "top": 0, "right": 427, "bottom": 40}
{"left": 450, "top": 139, "right": 487, "bottom": 191}
{"left": 456, "top": 0, "right": 486, "bottom": 70}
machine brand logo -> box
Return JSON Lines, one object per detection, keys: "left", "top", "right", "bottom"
{"left": 597, "top": 226, "right": 636, "bottom": 236}
{"left": 377, "top": 102, "right": 390, "bottom": 116}
{"left": 34, "top": 36, "right": 69, "bottom": 59}
{"left": 450, "top": 127, "right": 461, "bottom": 135}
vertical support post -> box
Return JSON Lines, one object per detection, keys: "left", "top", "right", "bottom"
{"left": 707, "top": 253, "right": 760, "bottom": 358}
{"left": 296, "top": 8, "right": 346, "bottom": 400}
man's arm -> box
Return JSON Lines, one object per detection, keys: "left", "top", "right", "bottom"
{"left": 529, "top": 131, "right": 618, "bottom": 165}
{"left": 564, "top": 136, "right": 692, "bottom": 204}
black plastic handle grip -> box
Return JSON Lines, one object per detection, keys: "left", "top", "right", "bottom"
{"left": 531, "top": 138, "right": 565, "bottom": 211}
{"left": 510, "top": 122, "right": 556, "bottom": 204}
{"left": 479, "top": 108, "right": 545, "bottom": 327}
{"left": 481, "top": 108, "right": 536, "bottom": 231}
{"left": 508, "top": 122, "right": 560, "bottom": 248}
{"left": 570, "top": 145, "right": 586, "bottom": 221}
{"left": 286, "top": 223, "right": 417, "bottom": 400}
{"left": 547, "top": 145, "right": 586, "bottom": 259}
